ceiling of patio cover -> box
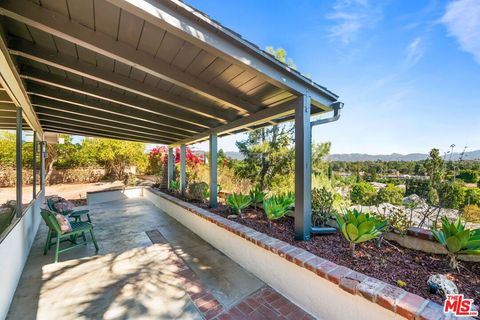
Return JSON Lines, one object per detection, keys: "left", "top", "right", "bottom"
{"left": 0, "top": 0, "right": 339, "bottom": 145}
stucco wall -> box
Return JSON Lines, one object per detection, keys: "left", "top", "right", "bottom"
{"left": 0, "top": 191, "right": 44, "bottom": 320}
{"left": 87, "top": 187, "right": 143, "bottom": 205}
{"left": 144, "top": 189, "right": 400, "bottom": 320}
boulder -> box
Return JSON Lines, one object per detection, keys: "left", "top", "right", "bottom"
{"left": 427, "top": 274, "right": 458, "bottom": 298}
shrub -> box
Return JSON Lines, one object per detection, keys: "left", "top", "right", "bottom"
{"left": 464, "top": 188, "right": 480, "bottom": 206}
{"left": 463, "top": 205, "right": 480, "bottom": 223}
{"left": 431, "top": 217, "right": 480, "bottom": 270}
{"left": 226, "top": 193, "right": 251, "bottom": 216}
{"left": 263, "top": 197, "right": 289, "bottom": 228}
{"left": 373, "top": 207, "right": 413, "bottom": 235}
{"left": 350, "top": 182, "right": 377, "bottom": 205}
{"left": 437, "top": 182, "right": 465, "bottom": 209}
{"left": 188, "top": 182, "right": 209, "bottom": 202}
{"left": 311, "top": 187, "right": 334, "bottom": 226}
{"left": 405, "top": 179, "right": 433, "bottom": 202}
{"left": 273, "top": 192, "right": 295, "bottom": 213}
{"left": 169, "top": 180, "right": 180, "bottom": 194}
{"left": 376, "top": 184, "right": 404, "bottom": 205}
{"left": 457, "top": 170, "right": 479, "bottom": 183}
{"left": 335, "top": 209, "right": 387, "bottom": 257}
{"left": 249, "top": 186, "right": 266, "bottom": 209}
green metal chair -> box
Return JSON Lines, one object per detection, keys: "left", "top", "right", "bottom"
{"left": 47, "top": 197, "right": 92, "bottom": 223}
{"left": 41, "top": 208, "right": 99, "bottom": 263}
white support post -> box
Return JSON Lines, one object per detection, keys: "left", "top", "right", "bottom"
{"left": 209, "top": 133, "right": 218, "bottom": 208}
{"left": 40, "top": 141, "right": 45, "bottom": 189}
{"left": 294, "top": 95, "right": 312, "bottom": 241}
{"left": 167, "top": 147, "right": 174, "bottom": 190}
{"left": 32, "top": 133, "right": 37, "bottom": 198}
{"left": 180, "top": 144, "right": 186, "bottom": 195}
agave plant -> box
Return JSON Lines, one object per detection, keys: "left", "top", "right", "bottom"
{"left": 169, "top": 180, "right": 180, "bottom": 194}
{"left": 335, "top": 209, "right": 387, "bottom": 257}
{"left": 431, "top": 216, "right": 480, "bottom": 270}
{"left": 273, "top": 192, "right": 295, "bottom": 213}
{"left": 263, "top": 197, "right": 289, "bottom": 228}
{"left": 249, "top": 186, "right": 266, "bottom": 210}
{"left": 226, "top": 193, "right": 251, "bottom": 216}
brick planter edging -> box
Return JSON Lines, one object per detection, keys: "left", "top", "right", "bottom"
{"left": 147, "top": 188, "right": 445, "bottom": 320}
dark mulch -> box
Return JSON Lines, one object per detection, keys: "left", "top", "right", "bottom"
{"left": 68, "top": 198, "right": 87, "bottom": 206}
{"left": 188, "top": 199, "right": 480, "bottom": 305}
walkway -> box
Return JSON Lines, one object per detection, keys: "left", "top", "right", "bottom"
{"left": 7, "top": 197, "right": 314, "bottom": 319}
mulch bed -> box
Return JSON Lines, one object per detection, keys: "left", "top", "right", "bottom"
{"left": 181, "top": 197, "right": 480, "bottom": 305}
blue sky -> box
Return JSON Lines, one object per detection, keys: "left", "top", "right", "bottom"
{"left": 186, "top": 0, "right": 480, "bottom": 155}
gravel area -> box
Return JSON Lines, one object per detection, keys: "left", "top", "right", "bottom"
{"left": 189, "top": 199, "right": 480, "bottom": 305}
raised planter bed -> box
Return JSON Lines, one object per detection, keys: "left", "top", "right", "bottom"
{"left": 144, "top": 188, "right": 474, "bottom": 320}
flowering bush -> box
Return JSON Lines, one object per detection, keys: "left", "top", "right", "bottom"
{"left": 147, "top": 146, "right": 202, "bottom": 174}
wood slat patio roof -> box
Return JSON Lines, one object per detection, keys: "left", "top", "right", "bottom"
{"left": 0, "top": 0, "right": 340, "bottom": 145}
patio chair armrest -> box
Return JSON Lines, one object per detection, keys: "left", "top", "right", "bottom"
{"left": 69, "top": 209, "right": 90, "bottom": 218}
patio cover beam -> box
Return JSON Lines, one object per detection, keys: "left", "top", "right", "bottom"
{"left": 21, "top": 68, "right": 218, "bottom": 129}
{"left": 27, "top": 84, "right": 203, "bottom": 135}
{"left": 9, "top": 39, "right": 232, "bottom": 123}
{"left": 39, "top": 118, "right": 175, "bottom": 144}
{"left": 294, "top": 94, "right": 312, "bottom": 240}
{"left": 0, "top": 31, "right": 42, "bottom": 137}
{"left": 0, "top": 0, "right": 257, "bottom": 115}
{"left": 107, "top": 0, "right": 338, "bottom": 109}
{"left": 209, "top": 133, "right": 218, "bottom": 208}
{"left": 42, "top": 126, "right": 166, "bottom": 144}
{"left": 172, "top": 98, "right": 298, "bottom": 146}
{"left": 31, "top": 96, "right": 191, "bottom": 139}
{"left": 35, "top": 106, "right": 179, "bottom": 138}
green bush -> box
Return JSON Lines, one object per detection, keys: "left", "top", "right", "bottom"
{"left": 437, "top": 182, "right": 465, "bottom": 209}
{"left": 312, "top": 187, "right": 334, "bottom": 226}
{"left": 169, "top": 180, "right": 180, "bottom": 194}
{"left": 350, "top": 182, "right": 377, "bottom": 205}
{"left": 405, "top": 179, "right": 433, "bottom": 202}
{"left": 457, "top": 170, "right": 479, "bottom": 183}
{"left": 335, "top": 209, "right": 387, "bottom": 257}
{"left": 226, "top": 193, "right": 251, "bottom": 216}
{"left": 188, "top": 182, "right": 209, "bottom": 202}
{"left": 376, "top": 184, "right": 404, "bottom": 205}
{"left": 464, "top": 188, "right": 480, "bottom": 206}
{"left": 463, "top": 205, "right": 480, "bottom": 223}
{"left": 431, "top": 217, "right": 480, "bottom": 270}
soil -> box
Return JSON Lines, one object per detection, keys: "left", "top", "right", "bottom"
{"left": 176, "top": 194, "right": 480, "bottom": 305}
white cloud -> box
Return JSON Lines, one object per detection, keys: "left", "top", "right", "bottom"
{"left": 441, "top": 0, "right": 480, "bottom": 63}
{"left": 405, "top": 37, "right": 425, "bottom": 66}
{"left": 326, "top": 0, "right": 382, "bottom": 45}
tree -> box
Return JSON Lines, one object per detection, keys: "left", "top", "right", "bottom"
{"left": 350, "top": 182, "right": 377, "bottom": 205}
{"left": 235, "top": 124, "right": 294, "bottom": 191}
{"left": 265, "top": 47, "right": 296, "bottom": 69}
{"left": 376, "top": 184, "right": 404, "bottom": 205}
{"left": 83, "top": 138, "right": 147, "bottom": 180}
{"left": 425, "top": 148, "right": 444, "bottom": 188}
{"left": 437, "top": 182, "right": 465, "bottom": 209}
{"left": 0, "top": 131, "right": 16, "bottom": 168}
{"left": 464, "top": 188, "right": 480, "bottom": 206}
{"left": 457, "top": 170, "right": 479, "bottom": 183}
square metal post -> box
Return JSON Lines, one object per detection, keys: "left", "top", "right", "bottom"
{"left": 294, "top": 95, "right": 312, "bottom": 240}
{"left": 32, "top": 133, "right": 37, "bottom": 198}
{"left": 209, "top": 133, "right": 218, "bottom": 208}
{"left": 180, "top": 144, "right": 186, "bottom": 195}
{"left": 40, "top": 141, "right": 45, "bottom": 189}
{"left": 167, "top": 147, "right": 174, "bottom": 190}
{"left": 15, "top": 107, "right": 22, "bottom": 217}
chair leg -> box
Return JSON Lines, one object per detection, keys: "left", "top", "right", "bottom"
{"left": 44, "top": 230, "right": 51, "bottom": 255}
{"left": 54, "top": 237, "right": 60, "bottom": 263}
{"left": 90, "top": 229, "right": 99, "bottom": 252}
{"left": 86, "top": 214, "right": 92, "bottom": 224}
{"left": 82, "top": 231, "right": 87, "bottom": 242}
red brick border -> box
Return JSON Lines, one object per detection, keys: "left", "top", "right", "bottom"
{"left": 148, "top": 189, "right": 444, "bottom": 320}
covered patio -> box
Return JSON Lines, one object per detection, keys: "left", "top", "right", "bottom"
{"left": 0, "top": 0, "right": 352, "bottom": 319}
{"left": 8, "top": 195, "right": 313, "bottom": 319}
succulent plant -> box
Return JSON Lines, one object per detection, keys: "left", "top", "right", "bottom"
{"left": 226, "top": 193, "right": 251, "bottom": 216}
{"left": 335, "top": 209, "right": 387, "bottom": 257}
{"left": 263, "top": 197, "right": 289, "bottom": 228}
{"left": 249, "top": 186, "right": 266, "bottom": 210}
{"left": 431, "top": 217, "right": 480, "bottom": 270}
{"left": 169, "top": 180, "right": 180, "bottom": 194}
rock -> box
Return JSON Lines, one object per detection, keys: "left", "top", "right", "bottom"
{"left": 227, "top": 215, "right": 238, "bottom": 219}
{"left": 427, "top": 274, "right": 458, "bottom": 298}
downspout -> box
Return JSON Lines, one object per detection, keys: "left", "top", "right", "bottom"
{"left": 310, "top": 101, "right": 344, "bottom": 235}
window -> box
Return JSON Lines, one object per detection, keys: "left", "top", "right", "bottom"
{"left": 0, "top": 127, "right": 16, "bottom": 236}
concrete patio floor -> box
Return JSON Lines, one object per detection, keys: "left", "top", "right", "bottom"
{"left": 7, "top": 197, "right": 314, "bottom": 320}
